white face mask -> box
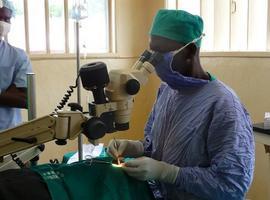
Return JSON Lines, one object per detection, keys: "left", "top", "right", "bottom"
{"left": 0, "top": 21, "right": 11, "bottom": 38}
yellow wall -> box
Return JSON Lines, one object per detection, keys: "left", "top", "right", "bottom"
{"left": 24, "top": 0, "right": 164, "bottom": 163}
{"left": 202, "top": 56, "right": 270, "bottom": 199}
{"left": 22, "top": 0, "right": 270, "bottom": 199}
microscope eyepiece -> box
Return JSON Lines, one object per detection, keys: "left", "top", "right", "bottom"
{"left": 139, "top": 50, "right": 152, "bottom": 62}
{"left": 147, "top": 52, "right": 164, "bottom": 67}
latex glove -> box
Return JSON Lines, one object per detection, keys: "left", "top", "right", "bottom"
{"left": 107, "top": 139, "right": 144, "bottom": 159}
{"left": 122, "top": 156, "right": 180, "bottom": 184}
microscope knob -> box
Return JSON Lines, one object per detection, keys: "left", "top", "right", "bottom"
{"left": 125, "top": 79, "right": 140, "bottom": 95}
{"left": 83, "top": 117, "right": 107, "bottom": 140}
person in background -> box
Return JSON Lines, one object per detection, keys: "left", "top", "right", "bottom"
{"left": 108, "top": 9, "right": 255, "bottom": 200}
{"left": 0, "top": 0, "right": 32, "bottom": 131}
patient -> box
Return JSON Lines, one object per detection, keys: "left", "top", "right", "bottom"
{"left": 0, "top": 168, "right": 50, "bottom": 200}
{"left": 0, "top": 157, "right": 154, "bottom": 200}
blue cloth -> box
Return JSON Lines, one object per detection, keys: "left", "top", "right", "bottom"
{"left": 0, "top": 40, "right": 32, "bottom": 130}
{"left": 144, "top": 81, "right": 254, "bottom": 200}
{"left": 155, "top": 52, "right": 209, "bottom": 89}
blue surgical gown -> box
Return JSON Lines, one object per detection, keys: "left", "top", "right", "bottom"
{"left": 0, "top": 40, "right": 32, "bottom": 131}
{"left": 144, "top": 81, "right": 255, "bottom": 200}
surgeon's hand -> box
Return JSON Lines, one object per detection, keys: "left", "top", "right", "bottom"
{"left": 107, "top": 139, "right": 144, "bottom": 159}
{"left": 122, "top": 157, "right": 180, "bottom": 184}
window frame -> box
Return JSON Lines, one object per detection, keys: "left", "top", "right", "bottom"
{"left": 165, "top": 0, "right": 270, "bottom": 57}
{"left": 9, "top": 0, "right": 116, "bottom": 58}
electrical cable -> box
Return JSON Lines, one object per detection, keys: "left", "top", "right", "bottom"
{"left": 53, "top": 74, "right": 80, "bottom": 113}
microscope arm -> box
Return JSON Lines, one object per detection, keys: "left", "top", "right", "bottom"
{"left": 0, "top": 111, "right": 87, "bottom": 157}
{"left": 0, "top": 50, "right": 162, "bottom": 157}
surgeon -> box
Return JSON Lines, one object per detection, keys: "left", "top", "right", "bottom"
{"left": 0, "top": 0, "right": 32, "bottom": 131}
{"left": 108, "top": 9, "right": 255, "bottom": 200}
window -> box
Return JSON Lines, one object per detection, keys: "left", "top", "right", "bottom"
{"left": 8, "top": 0, "right": 115, "bottom": 55}
{"left": 166, "top": 0, "right": 269, "bottom": 52}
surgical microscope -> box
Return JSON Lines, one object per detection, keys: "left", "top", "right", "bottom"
{"left": 0, "top": 50, "right": 163, "bottom": 170}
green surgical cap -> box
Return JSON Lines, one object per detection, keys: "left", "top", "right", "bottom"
{"left": 150, "top": 9, "right": 204, "bottom": 47}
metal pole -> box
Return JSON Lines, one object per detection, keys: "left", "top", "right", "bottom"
{"left": 27, "top": 73, "right": 36, "bottom": 120}
{"left": 75, "top": 20, "right": 83, "bottom": 161}
{"left": 26, "top": 73, "right": 44, "bottom": 166}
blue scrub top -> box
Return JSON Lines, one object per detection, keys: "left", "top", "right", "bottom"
{"left": 0, "top": 40, "right": 32, "bottom": 131}
{"left": 144, "top": 81, "right": 254, "bottom": 200}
